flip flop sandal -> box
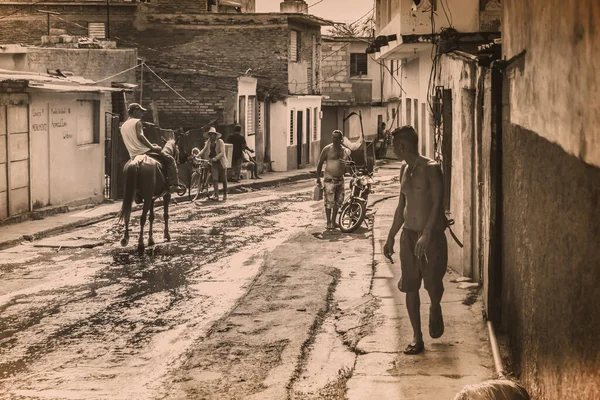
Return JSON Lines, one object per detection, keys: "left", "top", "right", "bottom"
{"left": 403, "top": 341, "right": 425, "bottom": 355}
{"left": 429, "top": 305, "right": 445, "bottom": 339}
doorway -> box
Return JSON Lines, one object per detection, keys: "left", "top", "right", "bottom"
{"left": 296, "top": 110, "right": 303, "bottom": 168}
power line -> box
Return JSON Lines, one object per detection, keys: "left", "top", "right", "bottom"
{"left": 0, "top": 0, "right": 45, "bottom": 21}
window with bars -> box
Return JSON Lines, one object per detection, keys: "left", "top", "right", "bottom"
{"left": 289, "top": 110, "right": 295, "bottom": 145}
{"left": 290, "top": 30, "right": 301, "bottom": 62}
{"left": 247, "top": 96, "right": 255, "bottom": 135}
{"left": 350, "top": 53, "right": 368, "bottom": 76}
{"left": 313, "top": 108, "right": 318, "bottom": 141}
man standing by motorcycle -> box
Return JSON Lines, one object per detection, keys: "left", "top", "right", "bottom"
{"left": 383, "top": 125, "right": 447, "bottom": 355}
{"left": 316, "top": 130, "right": 351, "bottom": 230}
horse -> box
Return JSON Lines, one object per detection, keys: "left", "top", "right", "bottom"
{"left": 118, "top": 131, "right": 183, "bottom": 254}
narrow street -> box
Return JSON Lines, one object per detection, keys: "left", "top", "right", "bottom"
{"left": 0, "top": 179, "right": 328, "bottom": 399}
{"left": 0, "top": 167, "right": 411, "bottom": 400}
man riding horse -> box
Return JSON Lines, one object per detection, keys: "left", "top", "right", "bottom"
{"left": 118, "top": 103, "right": 186, "bottom": 253}
{"left": 120, "top": 103, "right": 186, "bottom": 195}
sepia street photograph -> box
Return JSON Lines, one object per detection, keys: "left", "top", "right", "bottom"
{"left": 0, "top": 0, "right": 598, "bottom": 399}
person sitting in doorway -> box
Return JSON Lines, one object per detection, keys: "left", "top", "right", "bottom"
{"left": 242, "top": 149, "right": 261, "bottom": 180}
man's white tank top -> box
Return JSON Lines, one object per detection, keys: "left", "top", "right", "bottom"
{"left": 121, "top": 118, "right": 149, "bottom": 157}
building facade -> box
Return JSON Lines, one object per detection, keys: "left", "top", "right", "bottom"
{"left": 0, "top": 0, "right": 329, "bottom": 172}
{"left": 320, "top": 36, "right": 402, "bottom": 154}
{"left": 0, "top": 70, "right": 121, "bottom": 221}
{"left": 373, "top": 0, "right": 501, "bottom": 278}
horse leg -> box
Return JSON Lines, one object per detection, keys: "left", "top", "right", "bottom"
{"left": 138, "top": 201, "right": 150, "bottom": 254}
{"left": 163, "top": 193, "right": 171, "bottom": 242}
{"left": 148, "top": 200, "right": 156, "bottom": 247}
{"left": 120, "top": 216, "right": 130, "bottom": 247}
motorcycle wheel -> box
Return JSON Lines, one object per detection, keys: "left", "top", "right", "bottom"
{"left": 338, "top": 200, "right": 366, "bottom": 233}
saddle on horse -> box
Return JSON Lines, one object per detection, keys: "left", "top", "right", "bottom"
{"left": 130, "top": 153, "right": 183, "bottom": 204}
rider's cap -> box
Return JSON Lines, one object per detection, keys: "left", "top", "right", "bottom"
{"left": 234, "top": 124, "right": 242, "bottom": 132}
{"left": 128, "top": 103, "right": 147, "bottom": 113}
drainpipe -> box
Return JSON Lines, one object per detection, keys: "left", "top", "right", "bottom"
{"left": 487, "top": 320, "right": 505, "bottom": 377}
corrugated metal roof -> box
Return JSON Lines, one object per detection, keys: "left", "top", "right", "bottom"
{"left": 25, "top": 82, "right": 122, "bottom": 93}
{"left": 0, "top": 68, "right": 124, "bottom": 93}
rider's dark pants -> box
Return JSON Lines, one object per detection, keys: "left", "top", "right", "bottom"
{"left": 147, "top": 150, "right": 181, "bottom": 187}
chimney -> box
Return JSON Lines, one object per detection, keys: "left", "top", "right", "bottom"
{"left": 280, "top": 0, "right": 308, "bottom": 14}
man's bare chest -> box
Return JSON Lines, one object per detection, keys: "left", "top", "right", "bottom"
{"left": 401, "top": 166, "right": 430, "bottom": 196}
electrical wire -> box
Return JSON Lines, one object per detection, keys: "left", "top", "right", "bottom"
{"left": 0, "top": 0, "right": 45, "bottom": 21}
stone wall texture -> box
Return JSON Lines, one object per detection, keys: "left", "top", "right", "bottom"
{"left": 500, "top": 1, "right": 600, "bottom": 398}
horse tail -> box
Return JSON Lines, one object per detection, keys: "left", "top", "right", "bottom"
{"left": 118, "top": 161, "right": 139, "bottom": 223}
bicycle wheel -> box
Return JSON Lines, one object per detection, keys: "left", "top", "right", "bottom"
{"left": 188, "top": 171, "right": 201, "bottom": 202}
{"left": 338, "top": 200, "right": 366, "bottom": 233}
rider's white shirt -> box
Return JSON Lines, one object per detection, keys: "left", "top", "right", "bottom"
{"left": 121, "top": 118, "right": 149, "bottom": 158}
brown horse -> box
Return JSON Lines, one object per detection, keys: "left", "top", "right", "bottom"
{"left": 118, "top": 132, "right": 182, "bottom": 254}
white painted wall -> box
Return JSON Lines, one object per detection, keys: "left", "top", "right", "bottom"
{"left": 29, "top": 92, "right": 105, "bottom": 207}
{"left": 377, "top": 0, "right": 480, "bottom": 37}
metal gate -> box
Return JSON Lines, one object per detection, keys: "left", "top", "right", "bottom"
{"left": 104, "top": 114, "right": 127, "bottom": 200}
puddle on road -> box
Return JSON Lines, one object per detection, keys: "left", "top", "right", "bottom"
{"left": 0, "top": 192, "right": 318, "bottom": 399}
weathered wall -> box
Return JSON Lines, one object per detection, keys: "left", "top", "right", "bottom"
{"left": 288, "top": 22, "right": 321, "bottom": 96}
{"left": 435, "top": 54, "right": 477, "bottom": 278}
{"left": 26, "top": 47, "right": 137, "bottom": 114}
{"left": 500, "top": 1, "right": 600, "bottom": 398}
{"left": 0, "top": 4, "right": 137, "bottom": 45}
{"left": 126, "top": 14, "right": 307, "bottom": 130}
{"left": 502, "top": 0, "right": 600, "bottom": 168}
{"left": 321, "top": 39, "right": 379, "bottom": 104}
{"left": 29, "top": 92, "right": 105, "bottom": 208}
{"left": 501, "top": 124, "right": 600, "bottom": 400}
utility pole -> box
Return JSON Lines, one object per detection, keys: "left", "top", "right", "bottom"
{"left": 37, "top": 10, "right": 60, "bottom": 36}
{"left": 106, "top": 0, "right": 110, "bottom": 39}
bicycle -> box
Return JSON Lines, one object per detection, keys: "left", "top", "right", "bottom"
{"left": 337, "top": 159, "right": 374, "bottom": 233}
{"left": 188, "top": 159, "right": 212, "bottom": 202}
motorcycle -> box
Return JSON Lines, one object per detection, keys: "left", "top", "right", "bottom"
{"left": 337, "top": 158, "right": 373, "bottom": 233}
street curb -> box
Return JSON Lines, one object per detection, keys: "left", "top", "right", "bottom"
{"left": 0, "top": 172, "right": 316, "bottom": 251}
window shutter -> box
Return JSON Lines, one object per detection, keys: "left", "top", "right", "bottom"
{"left": 290, "top": 31, "right": 298, "bottom": 62}
{"left": 289, "top": 110, "right": 295, "bottom": 145}
{"left": 88, "top": 23, "right": 106, "bottom": 39}
{"left": 313, "top": 108, "right": 318, "bottom": 140}
{"left": 247, "top": 96, "right": 255, "bottom": 135}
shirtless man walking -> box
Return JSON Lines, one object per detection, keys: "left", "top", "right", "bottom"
{"left": 316, "top": 130, "right": 350, "bottom": 230}
{"left": 383, "top": 125, "right": 447, "bottom": 355}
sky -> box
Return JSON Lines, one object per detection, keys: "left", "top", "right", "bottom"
{"left": 255, "top": 0, "right": 374, "bottom": 24}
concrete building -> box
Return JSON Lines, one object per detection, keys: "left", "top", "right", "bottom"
{"left": 0, "top": 0, "right": 330, "bottom": 172}
{"left": 497, "top": 1, "right": 600, "bottom": 398}
{"left": 374, "top": 1, "right": 600, "bottom": 398}
{"left": 320, "top": 36, "right": 402, "bottom": 151}
{"left": 373, "top": 0, "right": 501, "bottom": 278}
{"left": 0, "top": 44, "right": 136, "bottom": 219}
{"left": 0, "top": 70, "right": 121, "bottom": 221}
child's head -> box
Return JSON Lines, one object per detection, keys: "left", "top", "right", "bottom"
{"left": 191, "top": 147, "right": 200, "bottom": 157}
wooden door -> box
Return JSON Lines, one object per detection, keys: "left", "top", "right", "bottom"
{"left": 5, "top": 104, "right": 30, "bottom": 217}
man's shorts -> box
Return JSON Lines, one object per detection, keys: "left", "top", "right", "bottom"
{"left": 211, "top": 162, "right": 227, "bottom": 183}
{"left": 398, "top": 228, "right": 448, "bottom": 297}
{"left": 323, "top": 177, "right": 344, "bottom": 209}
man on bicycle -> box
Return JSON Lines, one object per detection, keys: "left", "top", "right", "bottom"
{"left": 316, "top": 130, "right": 351, "bottom": 231}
